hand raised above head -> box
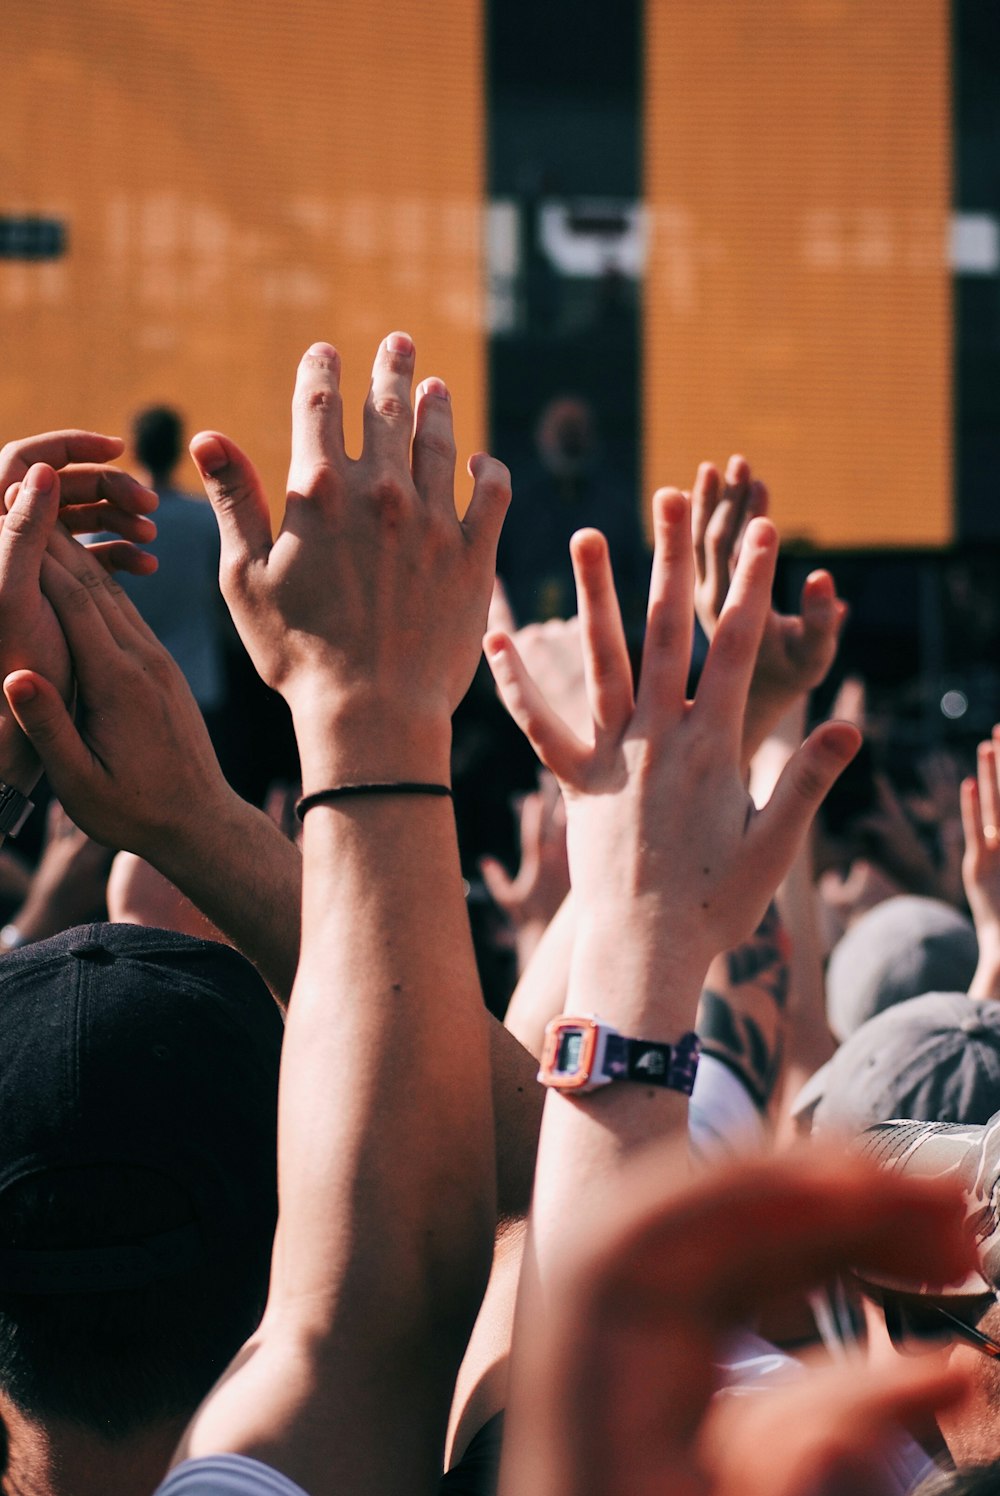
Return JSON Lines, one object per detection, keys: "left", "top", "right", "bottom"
{"left": 961, "top": 733, "right": 1000, "bottom": 999}
{"left": 0, "top": 429, "right": 158, "bottom": 550}
{"left": 2, "top": 518, "right": 227, "bottom": 855}
{"left": 190, "top": 336, "right": 510, "bottom": 783}
{"left": 691, "top": 455, "right": 846, "bottom": 764}
{"left": 486, "top": 489, "right": 859, "bottom": 992}
{"left": 0, "top": 447, "right": 158, "bottom": 798}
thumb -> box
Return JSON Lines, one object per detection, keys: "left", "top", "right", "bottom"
{"left": 189, "top": 432, "right": 272, "bottom": 574}
{"left": 3, "top": 672, "right": 94, "bottom": 793}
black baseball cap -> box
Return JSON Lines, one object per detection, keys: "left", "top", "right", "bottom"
{"left": 0, "top": 924, "right": 282, "bottom": 1293}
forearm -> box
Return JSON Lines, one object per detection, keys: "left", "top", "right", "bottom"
{"left": 276, "top": 710, "right": 494, "bottom": 1309}
{"left": 150, "top": 790, "right": 301, "bottom": 1004}
{"left": 528, "top": 910, "right": 704, "bottom": 1285}
{"left": 503, "top": 891, "right": 574, "bottom": 1056}
{"left": 969, "top": 926, "right": 1000, "bottom": 1000}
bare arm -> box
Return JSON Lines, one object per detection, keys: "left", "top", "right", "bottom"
{"left": 144, "top": 337, "right": 510, "bottom": 1496}
{"left": 3, "top": 512, "right": 303, "bottom": 1000}
{"left": 961, "top": 732, "right": 1000, "bottom": 1000}
{"left": 487, "top": 492, "right": 859, "bottom": 1290}
{"left": 501, "top": 1144, "right": 972, "bottom": 1496}
{"left": 749, "top": 696, "right": 836, "bottom": 1136}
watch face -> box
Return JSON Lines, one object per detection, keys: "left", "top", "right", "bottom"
{"left": 556, "top": 1028, "right": 585, "bottom": 1074}
{"left": 539, "top": 1016, "right": 601, "bottom": 1090}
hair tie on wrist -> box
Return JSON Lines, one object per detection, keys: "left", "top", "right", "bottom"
{"left": 295, "top": 783, "right": 453, "bottom": 821}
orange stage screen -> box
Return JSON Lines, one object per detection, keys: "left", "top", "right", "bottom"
{"left": 644, "top": 1, "right": 952, "bottom": 548}
{"left": 3, "top": 2, "right": 485, "bottom": 521}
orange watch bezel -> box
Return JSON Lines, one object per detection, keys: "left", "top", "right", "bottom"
{"left": 538, "top": 1015, "right": 601, "bottom": 1091}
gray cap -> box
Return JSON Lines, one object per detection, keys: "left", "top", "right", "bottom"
{"left": 797, "top": 992, "right": 1000, "bottom": 1136}
{"left": 826, "top": 896, "right": 978, "bottom": 1042}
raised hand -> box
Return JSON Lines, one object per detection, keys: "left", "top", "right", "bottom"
{"left": 486, "top": 491, "right": 859, "bottom": 1003}
{"left": 3, "top": 520, "right": 302, "bottom": 999}
{"left": 961, "top": 732, "right": 1000, "bottom": 1000}
{"left": 0, "top": 464, "right": 143, "bottom": 797}
{"left": 2, "top": 517, "right": 228, "bottom": 852}
{"left": 0, "top": 432, "right": 158, "bottom": 800}
{"left": 0, "top": 430, "right": 158, "bottom": 556}
{"left": 691, "top": 455, "right": 846, "bottom": 764}
{"left": 480, "top": 772, "right": 570, "bottom": 966}
{"left": 190, "top": 336, "right": 510, "bottom": 787}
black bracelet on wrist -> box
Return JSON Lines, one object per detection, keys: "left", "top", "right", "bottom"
{"left": 295, "top": 782, "right": 453, "bottom": 821}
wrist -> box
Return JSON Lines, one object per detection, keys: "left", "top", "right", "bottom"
{"left": 131, "top": 773, "right": 240, "bottom": 872}
{"left": 0, "top": 718, "right": 42, "bottom": 800}
{"left": 974, "top": 921, "right": 1000, "bottom": 965}
{"left": 293, "top": 700, "right": 453, "bottom": 791}
{"left": 568, "top": 909, "right": 709, "bottom": 1036}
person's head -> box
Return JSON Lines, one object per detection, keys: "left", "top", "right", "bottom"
{"left": 535, "top": 396, "right": 597, "bottom": 480}
{"left": 825, "top": 895, "right": 978, "bottom": 1042}
{"left": 795, "top": 992, "right": 1000, "bottom": 1137}
{"left": 0, "top": 924, "right": 281, "bottom": 1442}
{"left": 131, "top": 405, "right": 184, "bottom": 485}
{"left": 856, "top": 1114, "right": 1000, "bottom": 1467}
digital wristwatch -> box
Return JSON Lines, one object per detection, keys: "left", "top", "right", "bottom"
{"left": 538, "top": 1015, "right": 700, "bottom": 1096}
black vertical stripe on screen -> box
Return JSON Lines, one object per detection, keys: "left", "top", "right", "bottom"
{"left": 485, "top": 0, "right": 642, "bottom": 565}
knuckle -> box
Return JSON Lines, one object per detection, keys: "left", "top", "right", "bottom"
{"left": 208, "top": 475, "right": 249, "bottom": 510}
{"left": 709, "top": 617, "right": 751, "bottom": 667}
{"left": 370, "top": 472, "right": 410, "bottom": 519}
{"left": 475, "top": 468, "right": 512, "bottom": 507}
{"left": 1, "top": 506, "right": 39, "bottom": 540}
{"left": 645, "top": 599, "right": 684, "bottom": 654}
{"left": 794, "top": 761, "right": 827, "bottom": 801}
{"left": 75, "top": 565, "right": 105, "bottom": 594}
{"left": 371, "top": 394, "right": 411, "bottom": 424}
{"left": 299, "top": 458, "right": 340, "bottom": 498}
{"left": 417, "top": 429, "right": 456, "bottom": 463}
{"left": 62, "top": 580, "right": 95, "bottom": 618}
{"left": 297, "top": 385, "right": 341, "bottom": 418}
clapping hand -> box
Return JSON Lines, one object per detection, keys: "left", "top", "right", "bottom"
{"left": 0, "top": 437, "right": 157, "bottom": 795}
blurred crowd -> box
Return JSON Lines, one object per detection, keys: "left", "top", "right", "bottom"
{"left": 1, "top": 334, "right": 1000, "bottom": 1496}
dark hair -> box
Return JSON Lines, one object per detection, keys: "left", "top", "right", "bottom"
{"left": 132, "top": 405, "right": 183, "bottom": 480}
{"left": 0, "top": 1164, "right": 271, "bottom": 1440}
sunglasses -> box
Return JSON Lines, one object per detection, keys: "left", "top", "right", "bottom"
{"left": 876, "top": 1289, "right": 1000, "bottom": 1361}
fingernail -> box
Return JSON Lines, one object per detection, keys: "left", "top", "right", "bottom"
{"left": 421, "top": 378, "right": 449, "bottom": 400}
{"left": 305, "top": 341, "right": 338, "bottom": 363}
{"left": 193, "top": 437, "right": 228, "bottom": 475}
{"left": 5, "top": 678, "right": 36, "bottom": 705}
{"left": 386, "top": 332, "right": 413, "bottom": 356}
{"left": 24, "top": 464, "right": 54, "bottom": 495}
